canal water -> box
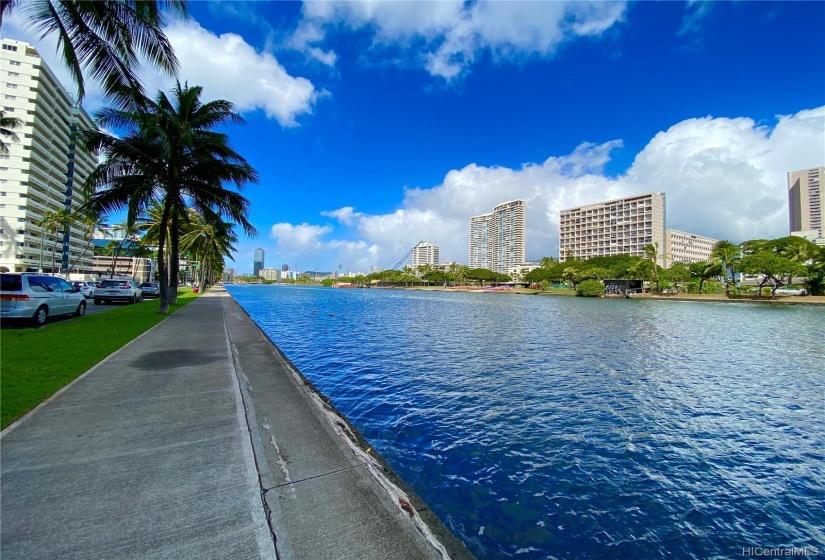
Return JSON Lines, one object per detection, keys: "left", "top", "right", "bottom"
{"left": 227, "top": 285, "right": 825, "bottom": 559}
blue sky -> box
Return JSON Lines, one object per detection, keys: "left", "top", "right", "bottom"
{"left": 6, "top": 1, "right": 825, "bottom": 273}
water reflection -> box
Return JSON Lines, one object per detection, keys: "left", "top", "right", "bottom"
{"left": 229, "top": 285, "right": 825, "bottom": 559}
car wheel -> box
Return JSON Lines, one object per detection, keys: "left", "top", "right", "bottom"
{"left": 94, "top": 298, "right": 102, "bottom": 305}
{"left": 75, "top": 301, "right": 86, "bottom": 317}
{"left": 33, "top": 305, "right": 48, "bottom": 326}
{"left": 138, "top": 294, "right": 144, "bottom": 303}
{"left": 129, "top": 296, "right": 135, "bottom": 304}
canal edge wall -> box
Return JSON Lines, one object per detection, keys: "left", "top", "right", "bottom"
{"left": 222, "top": 290, "right": 476, "bottom": 560}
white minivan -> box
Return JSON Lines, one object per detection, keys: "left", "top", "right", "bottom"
{"left": 0, "top": 273, "right": 87, "bottom": 326}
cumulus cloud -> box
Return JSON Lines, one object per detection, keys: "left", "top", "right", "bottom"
{"left": 3, "top": 13, "right": 318, "bottom": 126}
{"left": 290, "top": 0, "right": 627, "bottom": 80}
{"left": 268, "top": 106, "right": 824, "bottom": 271}
{"left": 148, "top": 20, "right": 318, "bottom": 126}
{"left": 321, "top": 206, "right": 364, "bottom": 225}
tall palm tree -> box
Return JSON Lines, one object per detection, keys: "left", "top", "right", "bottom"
{"left": 710, "top": 240, "right": 740, "bottom": 295}
{"left": 0, "top": 110, "right": 23, "bottom": 153}
{"left": 179, "top": 208, "right": 238, "bottom": 289}
{"left": 1, "top": 1, "right": 187, "bottom": 106}
{"left": 83, "top": 82, "right": 258, "bottom": 314}
{"left": 644, "top": 242, "right": 660, "bottom": 293}
{"left": 66, "top": 206, "right": 107, "bottom": 274}
{"left": 37, "top": 207, "right": 71, "bottom": 273}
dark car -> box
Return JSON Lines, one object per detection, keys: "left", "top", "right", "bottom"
{"left": 139, "top": 282, "right": 160, "bottom": 298}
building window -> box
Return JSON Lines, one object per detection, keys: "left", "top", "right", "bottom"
{"left": 4, "top": 95, "right": 16, "bottom": 100}
{"left": 9, "top": 60, "right": 20, "bottom": 66}
{"left": 6, "top": 84, "right": 16, "bottom": 89}
{"left": 8, "top": 72, "right": 19, "bottom": 77}
{"left": 2, "top": 44, "right": 18, "bottom": 51}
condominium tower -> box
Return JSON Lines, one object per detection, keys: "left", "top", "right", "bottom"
{"left": 788, "top": 166, "right": 823, "bottom": 241}
{"left": 559, "top": 193, "right": 666, "bottom": 263}
{"left": 411, "top": 241, "right": 439, "bottom": 268}
{"left": 469, "top": 200, "right": 526, "bottom": 274}
{"left": 253, "top": 248, "right": 265, "bottom": 276}
{"left": 0, "top": 39, "right": 97, "bottom": 274}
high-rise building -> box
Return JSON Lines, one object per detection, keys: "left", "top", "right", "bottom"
{"left": 559, "top": 193, "right": 666, "bottom": 263}
{"left": 0, "top": 39, "right": 98, "bottom": 274}
{"left": 665, "top": 229, "right": 717, "bottom": 267}
{"left": 469, "top": 200, "right": 526, "bottom": 274}
{"left": 282, "top": 264, "right": 290, "bottom": 272}
{"left": 411, "top": 241, "right": 439, "bottom": 268}
{"left": 253, "top": 248, "right": 264, "bottom": 276}
{"left": 788, "top": 166, "right": 823, "bottom": 241}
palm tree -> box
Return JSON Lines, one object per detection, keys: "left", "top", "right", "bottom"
{"left": 179, "top": 208, "right": 238, "bottom": 289}
{"left": 83, "top": 82, "right": 258, "bottom": 314}
{"left": 1, "top": 110, "right": 22, "bottom": 153}
{"left": 644, "top": 242, "right": 660, "bottom": 293}
{"left": 37, "top": 207, "right": 71, "bottom": 273}
{"left": 1, "top": 1, "right": 187, "bottom": 106}
{"left": 66, "top": 206, "right": 107, "bottom": 274}
{"left": 710, "top": 240, "right": 740, "bottom": 295}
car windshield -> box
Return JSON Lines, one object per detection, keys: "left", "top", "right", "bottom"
{"left": 139, "top": 283, "right": 157, "bottom": 288}
{"left": 1, "top": 274, "right": 23, "bottom": 291}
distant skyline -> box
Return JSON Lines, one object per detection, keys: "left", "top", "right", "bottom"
{"left": 5, "top": 1, "right": 825, "bottom": 273}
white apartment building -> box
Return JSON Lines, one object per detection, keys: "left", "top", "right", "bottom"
{"left": 1, "top": 39, "right": 98, "bottom": 274}
{"left": 559, "top": 193, "right": 666, "bottom": 263}
{"left": 788, "top": 166, "right": 823, "bottom": 242}
{"left": 411, "top": 241, "right": 440, "bottom": 268}
{"left": 665, "top": 229, "right": 717, "bottom": 267}
{"left": 260, "top": 267, "right": 281, "bottom": 281}
{"left": 469, "top": 200, "right": 526, "bottom": 274}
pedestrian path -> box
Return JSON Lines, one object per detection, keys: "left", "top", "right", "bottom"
{"left": 1, "top": 291, "right": 276, "bottom": 559}
{"left": 1, "top": 289, "right": 472, "bottom": 560}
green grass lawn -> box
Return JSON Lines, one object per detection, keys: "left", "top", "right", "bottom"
{"left": 1, "top": 290, "right": 199, "bottom": 429}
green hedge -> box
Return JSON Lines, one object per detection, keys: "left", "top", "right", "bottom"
{"left": 576, "top": 279, "right": 604, "bottom": 297}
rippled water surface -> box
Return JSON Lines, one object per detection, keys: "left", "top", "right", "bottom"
{"left": 227, "top": 285, "right": 825, "bottom": 559}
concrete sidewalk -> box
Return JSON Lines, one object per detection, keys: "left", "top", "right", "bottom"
{"left": 1, "top": 289, "right": 471, "bottom": 559}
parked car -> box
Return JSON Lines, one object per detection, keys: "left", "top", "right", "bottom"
{"left": 138, "top": 282, "right": 160, "bottom": 298}
{"left": 1, "top": 273, "right": 87, "bottom": 326}
{"left": 94, "top": 279, "right": 143, "bottom": 304}
{"left": 775, "top": 286, "right": 807, "bottom": 296}
{"left": 71, "top": 281, "right": 95, "bottom": 299}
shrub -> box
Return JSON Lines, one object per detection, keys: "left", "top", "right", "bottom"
{"left": 576, "top": 279, "right": 604, "bottom": 297}
{"left": 539, "top": 280, "right": 550, "bottom": 291}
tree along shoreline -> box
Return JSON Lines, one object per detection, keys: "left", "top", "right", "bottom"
{"left": 389, "top": 285, "right": 825, "bottom": 305}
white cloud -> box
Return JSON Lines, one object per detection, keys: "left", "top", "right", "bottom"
{"left": 2, "top": 14, "right": 318, "bottom": 126}
{"left": 148, "top": 20, "right": 318, "bottom": 127}
{"left": 290, "top": 1, "right": 627, "bottom": 80}
{"left": 270, "top": 222, "right": 332, "bottom": 249}
{"left": 321, "top": 206, "right": 364, "bottom": 225}
{"left": 266, "top": 106, "right": 824, "bottom": 271}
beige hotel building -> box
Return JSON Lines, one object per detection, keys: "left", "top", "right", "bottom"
{"left": 1, "top": 39, "right": 97, "bottom": 274}
{"left": 559, "top": 193, "right": 666, "bottom": 263}
{"left": 665, "top": 229, "right": 718, "bottom": 267}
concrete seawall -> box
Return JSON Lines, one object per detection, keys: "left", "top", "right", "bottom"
{"left": 0, "top": 288, "right": 473, "bottom": 559}
{"left": 221, "top": 289, "right": 475, "bottom": 560}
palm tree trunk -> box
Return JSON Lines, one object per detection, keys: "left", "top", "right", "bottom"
{"left": 50, "top": 230, "right": 59, "bottom": 274}
{"left": 169, "top": 210, "right": 180, "bottom": 305}
{"left": 157, "top": 202, "right": 172, "bottom": 314}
